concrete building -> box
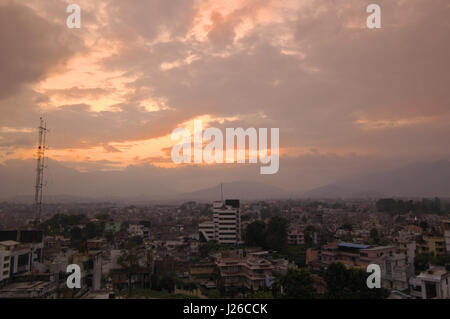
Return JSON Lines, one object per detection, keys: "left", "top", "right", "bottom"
{"left": 287, "top": 228, "right": 305, "bottom": 245}
{"left": 198, "top": 221, "right": 215, "bottom": 242}
{"left": 319, "top": 243, "right": 393, "bottom": 269}
{"left": 128, "top": 224, "right": 149, "bottom": 238}
{"left": 409, "top": 266, "right": 450, "bottom": 299}
{"left": 309, "top": 242, "right": 414, "bottom": 290}
{"left": 0, "top": 240, "right": 43, "bottom": 281}
{"left": 69, "top": 250, "right": 102, "bottom": 291}
{"left": 189, "top": 257, "right": 217, "bottom": 289}
{"left": 416, "top": 235, "right": 447, "bottom": 257}
{"left": 0, "top": 280, "right": 58, "bottom": 299}
{"left": 87, "top": 239, "right": 107, "bottom": 251}
{"left": 0, "top": 248, "right": 11, "bottom": 282}
{"left": 378, "top": 251, "right": 414, "bottom": 291}
{"left": 216, "top": 255, "right": 274, "bottom": 290}
{"left": 213, "top": 200, "right": 241, "bottom": 245}
{"left": 442, "top": 220, "right": 450, "bottom": 254}
{"left": 105, "top": 221, "right": 121, "bottom": 233}
{"left": 198, "top": 200, "right": 242, "bottom": 245}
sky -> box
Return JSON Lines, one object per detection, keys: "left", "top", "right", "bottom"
{"left": 0, "top": 0, "right": 449, "bottom": 198}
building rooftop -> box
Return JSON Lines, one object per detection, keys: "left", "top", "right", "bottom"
{"left": 338, "top": 243, "right": 370, "bottom": 249}
{"left": 362, "top": 245, "right": 395, "bottom": 251}
{"left": 0, "top": 240, "right": 20, "bottom": 247}
{"left": 418, "top": 266, "right": 449, "bottom": 281}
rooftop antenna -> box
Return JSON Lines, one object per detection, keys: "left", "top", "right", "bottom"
{"left": 221, "top": 183, "right": 223, "bottom": 202}
{"left": 33, "top": 117, "right": 47, "bottom": 227}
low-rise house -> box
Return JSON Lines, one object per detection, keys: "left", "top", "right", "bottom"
{"left": 287, "top": 228, "right": 305, "bottom": 245}
{"left": 409, "top": 266, "right": 450, "bottom": 299}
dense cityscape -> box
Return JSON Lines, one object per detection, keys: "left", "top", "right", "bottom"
{"left": 1, "top": 1, "right": 450, "bottom": 312}
{"left": 0, "top": 196, "right": 449, "bottom": 299}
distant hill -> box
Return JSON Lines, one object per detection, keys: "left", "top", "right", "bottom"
{"left": 304, "top": 160, "right": 450, "bottom": 198}
{"left": 178, "top": 181, "right": 293, "bottom": 201}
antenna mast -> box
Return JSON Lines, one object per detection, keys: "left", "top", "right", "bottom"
{"left": 221, "top": 183, "right": 223, "bottom": 202}
{"left": 34, "top": 117, "right": 47, "bottom": 226}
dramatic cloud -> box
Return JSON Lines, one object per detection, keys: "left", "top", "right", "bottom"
{"left": 1, "top": 0, "right": 449, "bottom": 197}
{"left": 0, "top": 2, "right": 82, "bottom": 100}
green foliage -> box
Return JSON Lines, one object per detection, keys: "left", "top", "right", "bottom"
{"left": 419, "top": 221, "right": 428, "bottom": 231}
{"left": 199, "top": 241, "right": 220, "bottom": 258}
{"left": 120, "top": 221, "right": 130, "bottom": 233}
{"left": 129, "top": 235, "right": 144, "bottom": 246}
{"left": 105, "top": 231, "right": 115, "bottom": 244}
{"left": 342, "top": 223, "right": 353, "bottom": 231}
{"left": 245, "top": 220, "right": 267, "bottom": 247}
{"left": 248, "top": 290, "right": 274, "bottom": 299}
{"left": 323, "top": 263, "right": 389, "bottom": 299}
{"left": 414, "top": 253, "right": 432, "bottom": 274}
{"left": 279, "top": 246, "right": 306, "bottom": 267}
{"left": 266, "top": 217, "right": 288, "bottom": 251}
{"left": 39, "top": 213, "right": 86, "bottom": 235}
{"left": 120, "top": 289, "right": 199, "bottom": 299}
{"left": 245, "top": 217, "right": 289, "bottom": 251}
{"left": 152, "top": 273, "right": 178, "bottom": 293}
{"left": 117, "top": 242, "right": 145, "bottom": 296}
{"left": 206, "top": 289, "right": 221, "bottom": 299}
{"left": 84, "top": 222, "right": 104, "bottom": 239}
{"left": 414, "top": 253, "right": 450, "bottom": 274}
{"left": 280, "top": 269, "right": 316, "bottom": 299}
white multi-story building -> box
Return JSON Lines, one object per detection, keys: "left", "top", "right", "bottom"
{"left": 0, "top": 249, "right": 11, "bottom": 282}
{"left": 199, "top": 200, "right": 242, "bottom": 245}
{"left": 0, "top": 240, "right": 43, "bottom": 282}
{"left": 128, "top": 224, "right": 149, "bottom": 238}
{"left": 409, "top": 266, "right": 450, "bottom": 299}
{"left": 213, "top": 200, "right": 241, "bottom": 245}
{"left": 199, "top": 221, "right": 215, "bottom": 242}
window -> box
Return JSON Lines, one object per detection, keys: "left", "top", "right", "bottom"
{"left": 18, "top": 254, "right": 29, "bottom": 267}
{"left": 425, "top": 282, "right": 437, "bottom": 299}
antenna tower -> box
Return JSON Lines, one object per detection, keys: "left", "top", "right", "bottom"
{"left": 34, "top": 117, "right": 47, "bottom": 226}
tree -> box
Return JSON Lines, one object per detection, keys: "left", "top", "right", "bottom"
{"left": 342, "top": 223, "right": 353, "bottom": 231}
{"left": 199, "top": 241, "right": 220, "bottom": 258}
{"left": 249, "top": 290, "right": 274, "bottom": 299}
{"left": 280, "top": 246, "right": 306, "bottom": 267}
{"left": 245, "top": 221, "right": 267, "bottom": 247}
{"left": 159, "top": 273, "right": 176, "bottom": 293}
{"left": 85, "top": 222, "right": 103, "bottom": 239}
{"left": 117, "top": 242, "right": 145, "bottom": 296}
{"left": 69, "top": 226, "right": 83, "bottom": 247}
{"left": 323, "top": 263, "right": 349, "bottom": 298}
{"left": 324, "top": 263, "right": 389, "bottom": 299}
{"left": 280, "top": 269, "right": 316, "bottom": 299}
{"left": 419, "top": 221, "right": 428, "bottom": 231}
{"left": 120, "top": 221, "right": 130, "bottom": 233}
{"left": 266, "top": 217, "right": 288, "bottom": 251}
{"left": 129, "top": 235, "right": 144, "bottom": 246}
{"left": 414, "top": 253, "right": 432, "bottom": 274}
{"left": 369, "top": 228, "right": 380, "bottom": 245}
{"left": 105, "top": 231, "right": 115, "bottom": 245}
